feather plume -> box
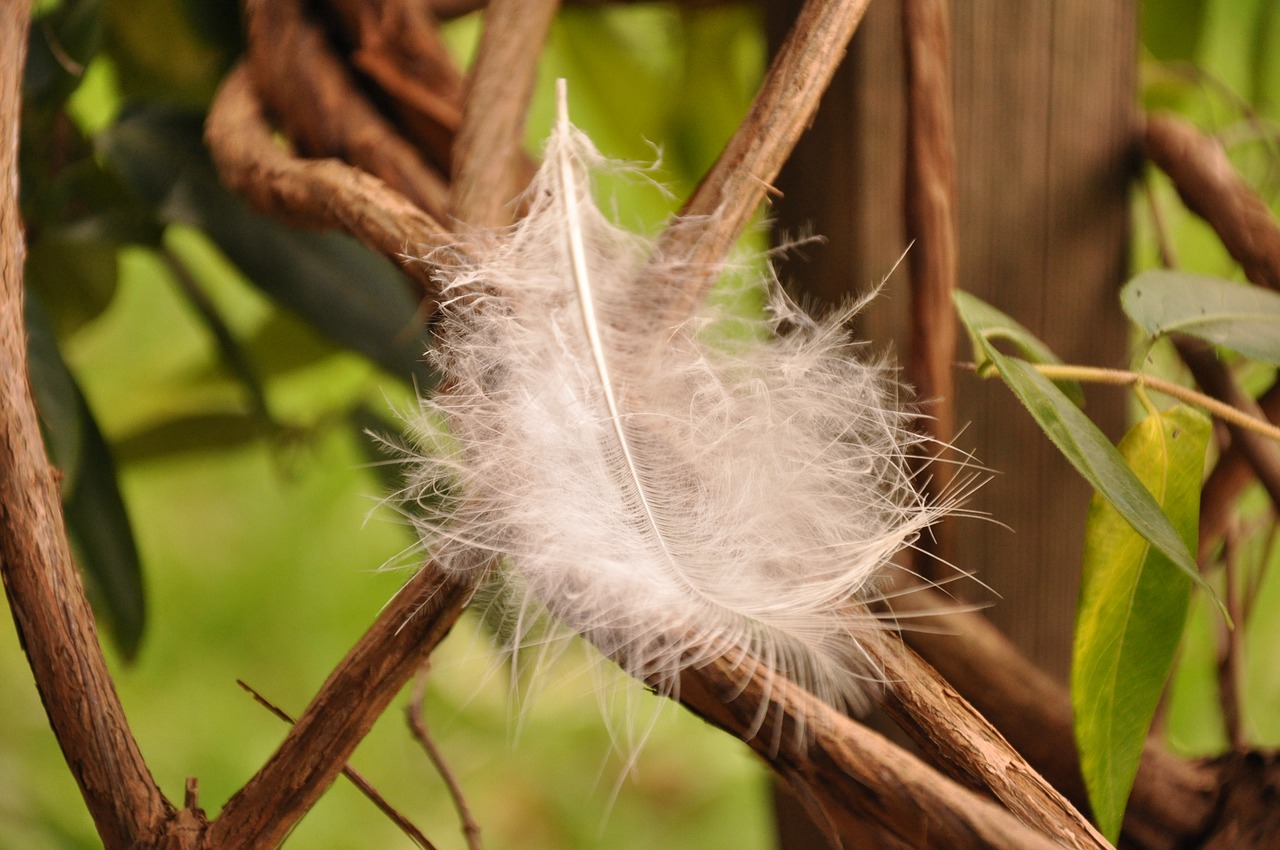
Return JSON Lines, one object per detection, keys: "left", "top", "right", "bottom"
{"left": 407, "top": 81, "right": 949, "bottom": 721}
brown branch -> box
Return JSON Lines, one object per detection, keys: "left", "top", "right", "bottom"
{"left": 887, "top": 583, "right": 1219, "bottom": 850}
{"left": 1144, "top": 113, "right": 1280, "bottom": 292}
{"left": 245, "top": 0, "right": 450, "bottom": 221}
{"left": 205, "top": 564, "right": 474, "bottom": 849}
{"left": 205, "top": 63, "right": 451, "bottom": 297}
{"left": 1216, "top": 535, "right": 1247, "bottom": 751}
{"left": 1200, "top": 380, "right": 1280, "bottom": 558}
{"left": 1177, "top": 337, "right": 1280, "bottom": 514}
{"left": 674, "top": 647, "right": 1080, "bottom": 850}
{"left": 450, "top": 0, "right": 558, "bottom": 227}
{"left": 902, "top": 0, "right": 958, "bottom": 569}
{"left": 0, "top": 6, "right": 173, "bottom": 848}
{"left": 236, "top": 679, "right": 438, "bottom": 850}
{"left": 326, "top": 0, "right": 468, "bottom": 170}
{"left": 642, "top": 0, "right": 873, "bottom": 329}
{"left": 861, "top": 629, "right": 1110, "bottom": 850}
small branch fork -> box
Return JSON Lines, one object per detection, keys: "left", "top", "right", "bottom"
{"left": 3, "top": 2, "right": 1274, "bottom": 850}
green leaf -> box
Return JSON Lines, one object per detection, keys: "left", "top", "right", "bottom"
{"left": 112, "top": 411, "right": 276, "bottom": 463}
{"left": 954, "top": 290, "right": 1209, "bottom": 595}
{"left": 952, "top": 289, "right": 1084, "bottom": 405}
{"left": 1121, "top": 270, "right": 1280, "bottom": 365}
{"left": 104, "top": 0, "right": 232, "bottom": 108}
{"left": 62, "top": 378, "right": 147, "bottom": 661}
{"left": 1072, "top": 405, "right": 1209, "bottom": 842}
{"left": 24, "top": 292, "right": 84, "bottom": 495}
{"left": 25, "top": 237, "right": 121, "bottom": 336}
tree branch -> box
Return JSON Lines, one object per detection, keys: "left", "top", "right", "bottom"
{"left": 0, "top": 6, "right": 173, "bottom": 847}
{"left": 902, "top": 0, "right": 959, "bottom": 568}
{"left": 641, "top": 0, "right": 873, "bottom": 329}
{"left": 1200, "top": 380, "right": 1280, "bottom": 558}
{"left": 1144, "top": 113, "right": 1280, "bottom": 292}
{"left": 245, "top": 0, "right": 451, "bottom": 221}
{"left": 450, "top": 0, "right": 558, "bottom": 227}
{"left": 205, "top": 63, "right": 450, "bottom": 297}
{"left": 1176, "top": 337, "right": 1280, "bottom": 516}
{"left": 673, "top": 645, "right": 1083, "bottom": 850}
{"left": 327, "top": 0, "right": 468, "bottom": 171}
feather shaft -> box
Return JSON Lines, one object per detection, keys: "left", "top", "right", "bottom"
{"left": 552, "top": 82, "right": 678, "bottom": 569}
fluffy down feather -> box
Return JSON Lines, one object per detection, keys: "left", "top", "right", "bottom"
{"left": 406, "top": 83, "right": 947, "bottom": 719}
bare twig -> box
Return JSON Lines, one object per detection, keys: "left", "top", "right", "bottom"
{"left": 205, "top": 63, "right": 450, "bottom": 297}
{"left": 0, "top": 6, "right": 173, "bottom": 848}
{"left": 902, "top": 0, "right": 958, "bottom": 568}
{"left": 236, "top": 680, "right": 438, "bottom": 850}
{"left": 1145, "top": 113, "right": 1280, "bottom": 292}
{"left": 245, "top": 0, "right": 450, "bottom": 220}
{"left": 407, "top": 668, "right": 483, "bottom": 850}
{"left": 206, "top": 564, "right": 475, "bottom": 849}
{"left": 641, "top": 0, "right": 873, "bottom": 329}
{"left": 450, "top": 0, "right": 558, "bottom": 227}
{"left": 1024, "top": 362, "right": 1280, "bottom": 444}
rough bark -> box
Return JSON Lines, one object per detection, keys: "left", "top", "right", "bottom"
{"left": 0, "top": 5, "right": 172, "bottom": 848}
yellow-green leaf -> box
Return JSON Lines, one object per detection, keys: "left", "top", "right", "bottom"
{"left": 1072, "top": 405, "right": 1209, "bottom": 842}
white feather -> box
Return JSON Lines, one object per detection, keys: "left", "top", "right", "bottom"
{"left": 407, "top": 80, "right": 948, "bottom": 721}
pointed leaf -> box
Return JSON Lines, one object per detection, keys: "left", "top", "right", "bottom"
{"left": 1073, "top": 405, "right": 1209, "bottom": 842}
{"left": 1122, "top": 270, "right": 1280, "bottom": 365}
{"left": 953, "top": 290, "right": 1084, "bottom": 405}
{"left": 63, "top": 384, "right": 146, "bottom": 660}
{"left": 24, "top": 293, "right": 84, "bottom": 494}
{"left": 955, "top": 291, "right": 1208, "bottom": 595}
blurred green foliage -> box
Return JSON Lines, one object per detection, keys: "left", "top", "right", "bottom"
{"left": 1137, "top": 0, "right": 1280, "bottom": 759}
{"left": 4, "top": 1, "right": 770, "bottom": 848}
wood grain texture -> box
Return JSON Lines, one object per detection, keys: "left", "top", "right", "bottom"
{"left": 768, "top": 0, "right": 1135, "bottom": 681}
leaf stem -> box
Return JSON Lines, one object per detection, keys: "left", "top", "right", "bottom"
{"left": 999, "top": 362, "right": 1280, "bottom": 444}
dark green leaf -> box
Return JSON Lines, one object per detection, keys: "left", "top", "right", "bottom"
{"left": 24, "top": 0, "right": 104, "bottom": 108}
{"left": 24, "top": 292, "right": 84, "bottom": 494}
{"left": 62, "top": 381, "right": 146, "bottom": 661}
{"left": 1073, "top": 405, "right": 1209, "bottom": 842}
{"left": 1122, "top": 270, "right": 1280, "bottom": 365}
{"left": 104, "top": 0, "right": 232, "bottom": 108}
{"left": 97, "top": 107, "right": 434, "bottom": 382}
{"left": 112, "top": 411, "right": 276, "bottom": 463}
{"left": 954, "top": 290, "right": 1209, "bottom": 596}
{"left": 953, "top": 289, "right": 1085, "bottom": 406}
{"left": 25, "top": 237, "right": 120, "bottom": 336}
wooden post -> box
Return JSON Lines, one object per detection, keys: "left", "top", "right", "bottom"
{"left": 767, "top": 1, "right": 1135, "bottom": 842}
{"left": 768, "top": 0, "right": 1134, "bottom": 679}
